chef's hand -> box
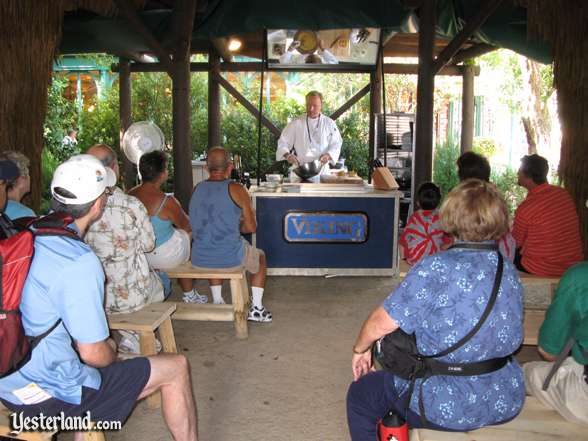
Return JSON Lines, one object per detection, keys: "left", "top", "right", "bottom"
{"left": 285, "top": 153, "right": 299, "bottom": 165}
{"left": 319, "top": 153, "right": 331, "bottom": 164}
{"left": 352, "top": 349, "right": 374, "bottom": 381}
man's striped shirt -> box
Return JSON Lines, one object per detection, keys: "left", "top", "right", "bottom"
{"left": 512, "top": 183, "right": 583, "bottom": 276}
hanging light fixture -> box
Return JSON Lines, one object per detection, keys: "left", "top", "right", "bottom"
{"left": 227, "top": 38, "right": 242, "bottom": 52}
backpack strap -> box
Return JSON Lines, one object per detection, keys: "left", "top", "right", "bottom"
{"left": 28, "top": 213, "right": 81, "bottom": 242}
{"left": 28, "top": 319, "right": 63, "bottom": 349}
{"left": 542, "top": 339, "right": 588, "bottom": 390}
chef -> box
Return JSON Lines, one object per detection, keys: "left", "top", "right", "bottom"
{"left": 276, "top": 91, "right": 343, "bottom": 183}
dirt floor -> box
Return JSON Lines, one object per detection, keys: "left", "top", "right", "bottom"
{"left": 61, "top": 275, "right": 541, "bottom": 441}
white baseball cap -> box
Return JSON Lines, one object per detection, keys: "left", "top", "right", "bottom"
{"left": 51, "top": 154, "right": 117, "bottom": 205}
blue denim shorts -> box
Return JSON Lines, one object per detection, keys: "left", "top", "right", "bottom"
{"left": 2, "top": 357, "right": 151, "bottom": 426}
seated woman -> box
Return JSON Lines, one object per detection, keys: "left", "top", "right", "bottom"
{"left": 129, "top": 150, "right": 206, "bottom": 303}
{"left": 0, "top": 151, "right": 35, "bottom": 219}
{"left": 347, "top": 179, "right": 525, "bottom": 439}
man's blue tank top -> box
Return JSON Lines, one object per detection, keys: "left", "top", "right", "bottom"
{"left": 189, "top": 180, "right": 244, "bottom": 268}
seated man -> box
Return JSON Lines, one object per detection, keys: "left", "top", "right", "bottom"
{"left": 456, "top": 150, "right": 516, "bottom": 261}
{"left": 524, "top": 261, "right": 588, "bottom": 426}
{"left": 513, "top": 154, "right": 583, "bottom": 276}
{"left": 0, "top": 155, "right": 198, "bottom": 440}
{"left": 84, "top": 144, "right": 166, "bottom": 353}
{"left": 189, "top": 147, "right": 272, "bottom": 322}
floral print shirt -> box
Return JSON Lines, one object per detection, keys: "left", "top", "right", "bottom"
{"left": 383, "top": 244, "right": 525, "bottom": 430}
{"left": 85, "top": 187, "right": 163, "bottom": 313}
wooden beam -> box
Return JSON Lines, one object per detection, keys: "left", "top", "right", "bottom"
{"left": 432, "top": 0, "right": 504, "bottom": 74}
{"left": 451, "top": 43, "right": 497, "bottom": 65}
{"left": 369, "top": 54, "right": 383, "bottom": 183}
{"left": 215, "top": 72, "right": 282, "bottom": 138}
{"left": 170, "top": 0, "right": 198, "bottom": 211}
{"left": 413, "top": 0, "right": 436, "bottom": 191}
{"left": 330, "top": 84, "right": 371, "bottom": 121}
{"left": 460, "top": 65, "right": 475, "bottom": 153}
{"left": 211, "top": 38, "right": 233, "bottom": 62}
{"left": 114, "top": 61, "right": 478, "bottom": 76}
{"left": 208, "top": 50, "right": 221, "bottom": 147}
{"left": 113, "top": 0, "right": 173, "bottom": 73}
{"left": 118, "top": 58, "right": 136, "bottom": 190}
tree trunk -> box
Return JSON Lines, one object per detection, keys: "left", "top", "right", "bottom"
{"left": 0, "top": 1, "right": 64, "bottom": 211}
{"left": 518, "top": 56, "right": 552, "bottom": 156}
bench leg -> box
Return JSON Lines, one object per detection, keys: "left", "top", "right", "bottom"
{"left": 139, "top": 331, "right": 161, "bottom": 409}
{"left": 157, "top": 317, "right": 178, "bottom": 354}
{"left": 230, "top": 278, "right": 248, "bottom": 339}
{"left": 84, "top": 429, "right": 106, "bottom": 441}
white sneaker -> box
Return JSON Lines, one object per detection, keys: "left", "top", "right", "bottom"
{"left": 118, "top": 332, "right": 162, "bottom": 354}
{"left": 183, "top": 290, "right": 208, "bottom": 304}
{"left": 247, "top": 306, "right": 273, "bottom": 323}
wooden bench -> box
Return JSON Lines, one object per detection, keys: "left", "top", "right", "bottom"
{"left": 167, "top": 263, "right": 250, "bottom": 340}
{"left": 411, "top": 396, "right": 586, "bottom": 441}
{"left": 107, "top": 302, "right": 177, "bottom": 409}
{"left": 0, "top": 403, "right": 105, "bottom": 440}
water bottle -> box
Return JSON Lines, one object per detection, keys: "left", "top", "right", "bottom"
{"left": 378, "top": 410, "right": 409, "bottom": 441}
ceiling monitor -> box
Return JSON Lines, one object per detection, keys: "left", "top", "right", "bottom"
{"left": 267, "top": 28, "right": 381, "bottom": 69}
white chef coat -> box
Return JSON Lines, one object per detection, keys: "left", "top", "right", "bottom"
{"left": 276, "top": 113, "right": 343, "bottom": 182}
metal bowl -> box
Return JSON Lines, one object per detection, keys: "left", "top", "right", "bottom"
{"left": 293, "top": 160, "right": 323, "bottom": 180}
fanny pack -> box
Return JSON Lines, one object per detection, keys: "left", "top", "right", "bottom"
{"left": 374, "top": 243, "right": 512, "bottom": 422}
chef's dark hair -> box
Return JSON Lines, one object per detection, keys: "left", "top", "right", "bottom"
{"left": 305, "top": 91, "right": 323, "bottom": 102}
{"left": 520, "top": 154, "right": 548, "bottom": 184}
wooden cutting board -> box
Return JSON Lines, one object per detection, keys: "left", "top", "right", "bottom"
{"left": 320, "top": 175, "right": 364, "bottom": 184}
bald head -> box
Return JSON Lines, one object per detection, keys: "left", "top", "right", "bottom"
{"left": 87, "top": 144, "right": 119, "bottom": 179}
{"left": 207, "top": 147, "right": 230, "bottom": 173}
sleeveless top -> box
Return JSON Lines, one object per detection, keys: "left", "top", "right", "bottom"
{"left": 150, "top": 194, "right": 174, "bottom": 248}
{"left": 189, "top": 180, "right": 244, "bottom": 268}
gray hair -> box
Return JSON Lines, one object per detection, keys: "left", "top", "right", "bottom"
{"left": 207, "top": 146, "right": 230, "bottom": 172}
{"left": 0, "top": 151, "right": 30, "bottom": 178}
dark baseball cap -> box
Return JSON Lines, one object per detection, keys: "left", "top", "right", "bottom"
{"left": 0, "top": 160, "right": 20, "bottom": 181}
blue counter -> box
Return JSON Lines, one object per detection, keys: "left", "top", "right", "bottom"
{"left": 252, "top": 184, "right": 401, "bottom": 276}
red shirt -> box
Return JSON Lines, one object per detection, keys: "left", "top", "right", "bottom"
{"left": 399, "top": 209, "right": 450, "bottom": 266}
{"left": 512, "top": 183, "right": 584, "bottom": 276}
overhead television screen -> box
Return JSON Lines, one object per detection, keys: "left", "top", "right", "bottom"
{"left": 267, "top": 28, "right": 380, "bottom": 68}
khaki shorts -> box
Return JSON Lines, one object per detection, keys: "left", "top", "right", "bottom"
{"left": 191, "top": 242, "right": 264, "bottom": 274}
{"left": 239, "top": 241, "right": 264, "bottom": 274}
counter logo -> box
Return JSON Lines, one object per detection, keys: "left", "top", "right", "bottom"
{"left": 284, "top": 211, "right": 368, "bottom": 243}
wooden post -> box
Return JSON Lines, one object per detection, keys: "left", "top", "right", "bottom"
{"left": 460, "top": 64, "right": 475, "bottom": 153}
{"left": 369, "top": 56, "right": 382, "bottom": 181}
{"left": 172, "top": 57, "right": 192, "bottom": 210}
{"left": 208, "top": 50, "right": 221, "bottom": 148}
{"left": 119, "top": 58, "right": 136, "bottom": 190}
{"left": 170, "top": 0, "right": 197, "bottom": 211}
{"left": 413, "top": 0, "right": 436, "bottom": 191}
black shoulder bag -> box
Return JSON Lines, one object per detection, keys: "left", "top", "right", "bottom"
{"left": 374, "top": 243, "right": 512, "bottom": 423}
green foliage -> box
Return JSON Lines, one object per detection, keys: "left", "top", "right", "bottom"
{"left": 77, "top": 86, "right": 120, "bottom": 152}
{"left": 432, "top": 141, "right": 460, "bottom": 199}
{"left": 472, "top": 137, "right": 498, "bottom": 159}
{"left": 40, "top": 148, "right": 60, "bottom": 213}
{"left": 491, "top": 167, "right": 527, "bottom": 215}
{"left": 44, "top": 76, "right": 79, "bottom": 162}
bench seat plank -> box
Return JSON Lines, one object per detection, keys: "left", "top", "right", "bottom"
{"left": 107, "top": 303, "right": 177, "bottom": 332}
{"left": 167, "top": 263, "right": 243, "bottom": 279}
{"left": 411, "top": 397, "right": 586, "bottom": 441}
